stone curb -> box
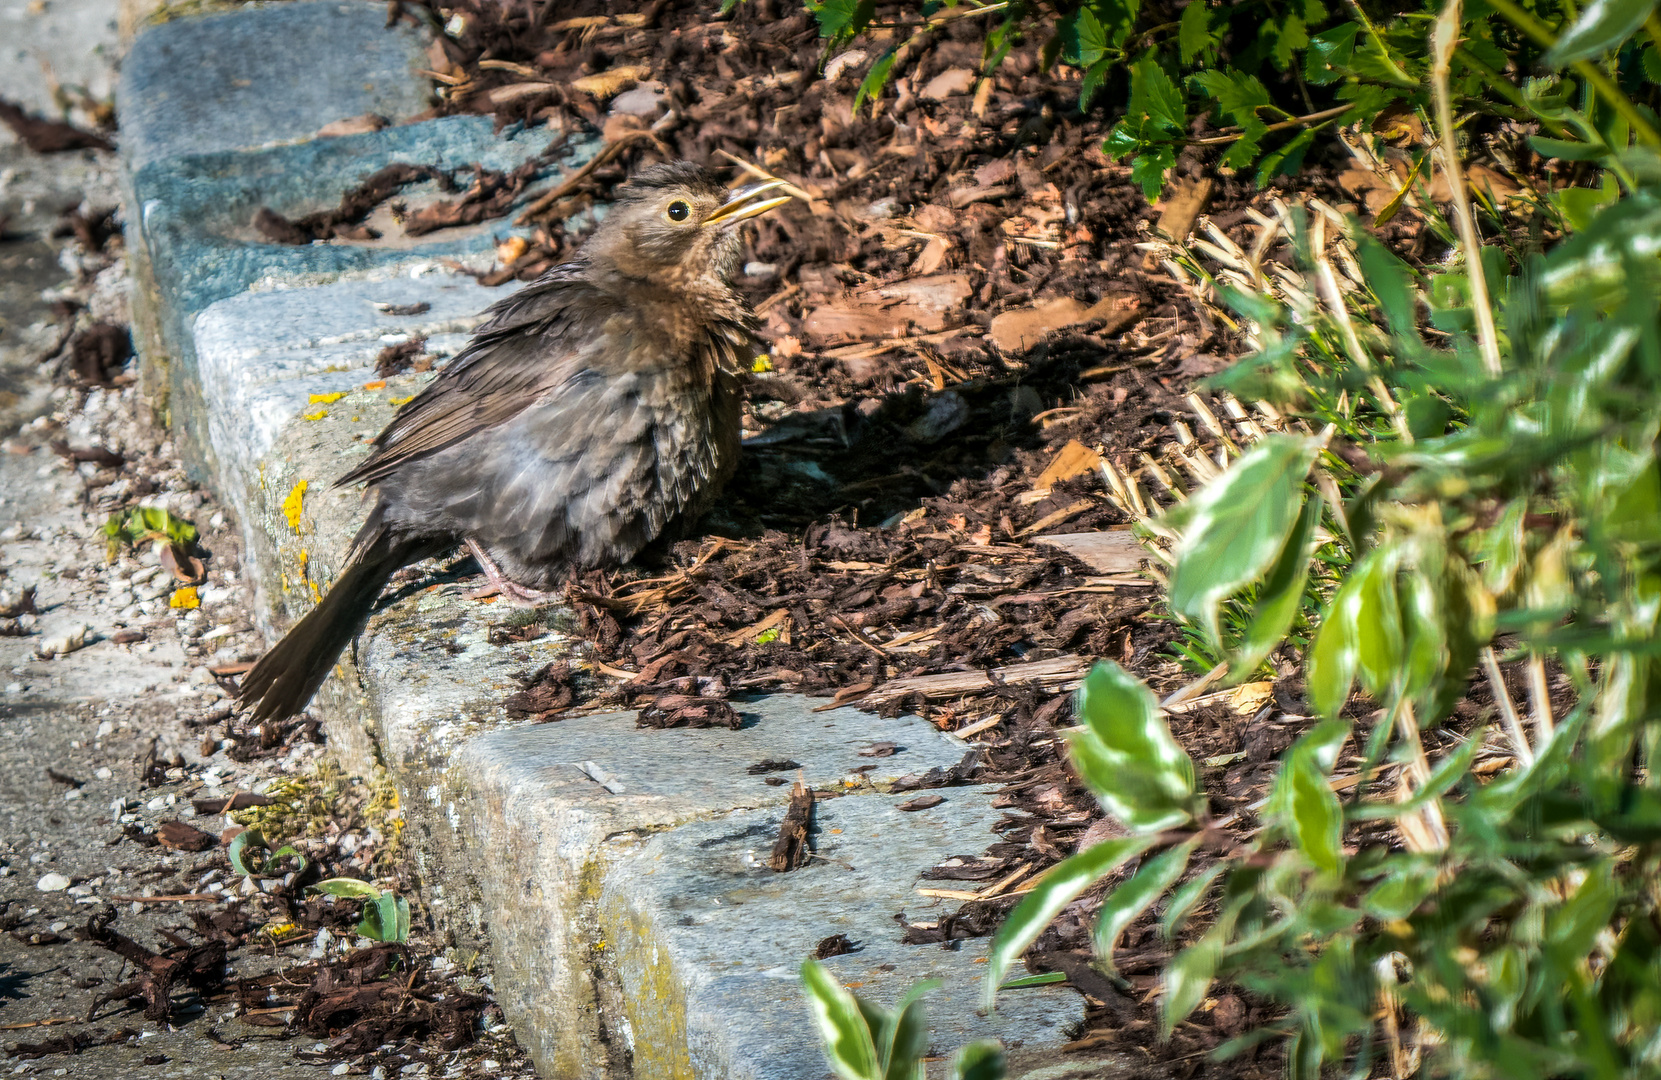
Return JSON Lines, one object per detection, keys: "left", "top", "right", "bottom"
{"left": 118, "top": 4, "right": 1127, "bottom": 1076}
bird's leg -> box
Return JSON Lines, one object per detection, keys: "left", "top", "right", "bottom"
{"left": 464, "top": 538, "right": 563, "bottom": 607}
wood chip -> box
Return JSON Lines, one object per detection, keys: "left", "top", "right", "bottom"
{"left": 989, "top": 295, "right": 1141, "bottom": 354}
{"left": 1034, "top": 439, "right": 1105, "bottom": 489}
{"left": 1031, "top": 530, "right": 1143, "bottom": 574}
{"left": 1016, "top": 499, "right": 1096, "bottom": 537}
{"left": 856, "top": 656, "right": 1090, "bottom": 707}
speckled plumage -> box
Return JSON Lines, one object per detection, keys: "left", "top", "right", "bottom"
{"left": 238, "top": 163, "right": 770, "bottom": 722}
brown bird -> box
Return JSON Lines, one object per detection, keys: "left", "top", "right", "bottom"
{"left": 237, "top": 162, "right": 790, "bottom": 722}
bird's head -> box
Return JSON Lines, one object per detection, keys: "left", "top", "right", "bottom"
{"left": 582, "top": 162, "right": 791, "bottom": 294}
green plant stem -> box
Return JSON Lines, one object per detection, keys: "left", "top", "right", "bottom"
{"left": 1486, "top": 0, "right": 1661, "bottom": 148}
{"left": 1193, "top": 104, "right": 1352, "bottom": 146}
{"left": 868, "top": 1, "right": 1009, "bottom": 31}
{"left": 1341, "top": 0, "right": 1420, "bottom": 87}
{"left": 1647, "top": 10, "right": 1661, "bottom": 51}
{"left": 1433, "top": 0, "right": 1504, "bottom": 377}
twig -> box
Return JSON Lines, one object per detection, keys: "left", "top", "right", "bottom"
{"left": 1481, "top": 646, "right": 1535, "bottom": 766}
{"left": 1430, "top": 0, "right": 1504, "bottom": 377}
{"left": 110, "top": 893, "right": 220, "bottom": 903}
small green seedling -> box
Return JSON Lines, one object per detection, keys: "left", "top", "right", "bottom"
{"left": 311, "top": 878, "right": 411, "bottom": 944}
{"left": 801, "top": 957, "right": 1005, "bottom": 1080}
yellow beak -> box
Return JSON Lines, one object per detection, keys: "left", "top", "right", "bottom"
{"left": 705, "top": 178, "right": 793, "bottom": 228}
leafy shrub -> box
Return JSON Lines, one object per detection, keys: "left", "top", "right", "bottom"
{"left": 796, "top": 0, "right": 1661, "bottom": 199}
{"left": 961, "top": 1, "right": 1661, "bottom": 1075}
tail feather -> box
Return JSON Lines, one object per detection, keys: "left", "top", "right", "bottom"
{"left": 238, "top": 531, "right": 439, "bottom": 722}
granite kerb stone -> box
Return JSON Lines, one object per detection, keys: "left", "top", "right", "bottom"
{"left": 115, "top": 0, "right": 596, "bottom": 475}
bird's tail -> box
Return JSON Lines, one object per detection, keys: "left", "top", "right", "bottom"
{"left": 238, "top": 526, "right": 439, "bottom": 723}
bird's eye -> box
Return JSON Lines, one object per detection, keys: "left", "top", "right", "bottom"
{"left": 666, "top": 200, "right": 692, "bottom": 222}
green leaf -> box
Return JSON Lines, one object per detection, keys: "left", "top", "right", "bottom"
{"left": 853, "top": 49, "right": 898, "bottom": 116}
{"left": 808, "top": 0, "right": 876, "bottom": 43}
{"left": 1162, "top": 928, "right": 1222, "bottom": 1032}
{"left": 879, "top": 980, "right": 934, "bottom": 1080}
{"left": 310, "top": 877, "right": 382, "bottom": 899}
{"left": 1285, "top": 744, "right": 1344, "bottom": 874}
{"left": 1530, "top": 135, "right": 1614, "bottom": 161}
{"left": 1362, "top": 861, "right": 1438, "bottom": 919}
{"left": 1307, "top": 548, "right": 1401, "bottom": 718}
{"left": 1059, "top": 5, "right": 1110, "bottom": 66}
{"left": 999, "top": 972, "right": 1068, "bottom": 989}
{"left": 1093, "top": 840, "right": 1199, "bottom": 972}
{"left": 1132, "top": 54, "right": 1185, "bottom": 134}
{"left": 1130, "top": 148, "right": 1176, "bottom": 201}
{"left": 951, "top": 1040, "right": 1007, "bottom": 1080}
{"left": 1267, "top": 13, "right": 1309, "bottom": 70}
{"left": 1257, "top": 127, "right": 1320, "bottom": 182}
{"left": 228, "top": 828, "right": 264, "bottom": 877}
{"left": 1070, "top": 662, "right": 1200, "bottom": 831}
{"left": 1162, "top": 862, "right": 1227, "bottom": 940}
{"left": 1644, "top": 44, "right": 1661, "bottom": 83}
{"left": 1192, "top": 70, "right": 1271, "bottom": 135}
{"left": 357, "top": 890, "right": 410, "bottom": 943}
{"left": 802, "top": 959, "right": 882, "bottom": 1080}
{"left": 1166, "top": 434, "right": 1321, "bottom": 643}
{"left": 1179, "top": 0, "right": 1213, "bottom": 63}
{"left": 983, "top": 836, "right": 1156, "bottom": 1011}
{"left": 1356, "top": 232, "right": 1420, "bottom": 343}
{"left": 1305, "top": 22, "right": 1359, "bottom": 85}
{"left": 1544, "top": 0, "right": 1660, "bottom": 66}
{"left": 1351, "top": 730, "right": 1483, "bottom": 819}
{"left": 1232, "top": 492, "right": 1324, "bottom": 678}
{"left": 103, "top": 506, "right": 198, "bottom": 562}
{"left": 1079, "top": 57, "right": 1114, "bottom": 111}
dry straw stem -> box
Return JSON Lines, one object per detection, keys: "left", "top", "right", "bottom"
{"left": 1430, "top": 0, "right": 1504, "bottom": 378}
{"left": 1481, "top": 645, "right": 1536, "bottom": 766}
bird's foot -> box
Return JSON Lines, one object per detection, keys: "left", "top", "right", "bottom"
{"left": 465, "top": 539, "right": 562, "bottom": 607}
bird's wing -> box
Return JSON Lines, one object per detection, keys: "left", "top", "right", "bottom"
{"left": 336, "top": 268, "right": 620, "bottom": 488}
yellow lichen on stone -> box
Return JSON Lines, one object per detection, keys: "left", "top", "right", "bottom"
{"left": 390, "top": 395, "right": 415, "bottom": 406}
{"left": 169, "top": 586, "right": 200, "bottom": 609}
{"left": 309, "top": 391, "right": 348, "bottom": 404}
{"left": 303, "top": 409, "right": 329, "bottom": 421}
{"left": 282, "top": 480, "right": 309, "bottom": 530}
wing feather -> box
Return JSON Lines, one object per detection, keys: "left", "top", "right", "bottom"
{"left": 336, "top": 266, "right": 616, "bottom": 488}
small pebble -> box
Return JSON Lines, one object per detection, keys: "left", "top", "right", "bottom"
{"left": 36, "top": 622, "right": 90, "bottom": 657}
{"left": 35, "top": 872, "right": 71, "bottom": 892}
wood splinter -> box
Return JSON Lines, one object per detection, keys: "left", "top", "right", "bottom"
{"left": 768, "top": 776, "right": 814, "bottom": 872}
